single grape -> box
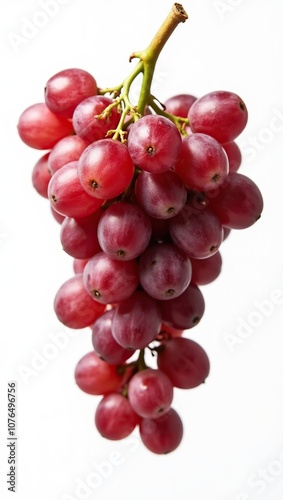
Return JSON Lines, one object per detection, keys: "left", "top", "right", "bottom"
{"left": 138, "top": 243, "right": 192, "bottom": 300}
{"left": 60, "top": 209, "right": 102, "bottom": 259}
{"left": 97, "top": 202, "right": 152, "bottom": 260}
{"left": 48, "top": 135, "right": 90, "bottom": 174}
{"left": 139, "top": 408, "right": 183, "bottom": 454}
{"left": 17, "top": 103, "right": 74, "bottom": 150}
{"left": 73, "top": 96, "right": 120, "bottom": 142}
{"left": 54, "top": 274, "right": 105, "bottom": 329}
{"left": 128, "top": 368, "right": 174, "bottom": 418}
{"left": 127, "top": 115, "right": 182, "bottom": 173}
{"left": 135, "top": 170, "right": 187, "bottom": 219}
{"left": 48, "top": 161, "right": 104, "bottom": 218}
{"left": 112, "top": 291, "right": 162, "bottom": 349}
{"left": 164, "top": 93, "right": 197, "bottom": 117}
{"left": 157, "top": 337, "right": 210, "bottom": 389}
{"left": 83, "top": 252, "right": 139, "bottom": 304}
{"left": 92, "top": 309, "right": 135, "bottom": 364}
{"left": 222, "top": 141, "right": 242, "bottom": 172}
{"left": 45, "top": 68, "right": 98, "bottom": 118}
{"left": 207, "top": 172, "right": 264, "bottom": 229}
{"left": 159, "top": 283, "right": 205, "bottom": 330}
{"left": 169, "top": 204, "right": 223, "bottom": 259}
{"left": 188, "top": 90, "right": 248, "bottom": 144}
{"left": 50, "top": 206, "right": 65, "bottom": 224}
{"left": 31, "top": 153, "right": 51, "bottom": 198}
{"left": 74, "top": 351, "right": 123, "bottom": 395}
{"left": 73, "top": 258, "right": 89, "bottom": 274}
{"left": 174, "top": 133, "right": 229, "bottom": 192}
{"left": 190, "top": 251, "right": 222, "bottom": 286}
{"left": 78, "top": 139, "right": 134, "bottom": 199}
{"left": 95, "top": 393, "right": 140, "bottom": 440}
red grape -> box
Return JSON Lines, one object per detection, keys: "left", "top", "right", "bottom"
{"left": 159, "top": 283, "right": 205, "bottom": 330}
{"left": 31, "top": 153, "right": 51, "bottom": 198}
{"left": 112, "top": 291, "right": 162, "bottom": 349}
{"left": 174, "top": 133, "right": 229, "bottom": 192}
{"left": 78, "top": 139, "right": 134, "bottom": 199}
{"left": 139, "top": 408, "right": 183, "bottom": 454}
{"left": 190, "top": 251, "right": 222, "bottom": 286}
{"left": 95, "top": 393, "right": 140, "bottom": 440}
{"left": 127, "top": 115, "right": 182, "bottom": 173}
{"left": 75, "top": 351, "right": 123, "bottom": 395}
{"left": 83, "top": 252, "right": 139, "bottom": 304}
{"left": 222, "top": 141, "right": 242, "bottom": 172}
{"left": 138, "top": 243, "right": 192, "bottom": 300}
{"left": 208, "top": 172, "right": 264, "bottom": 229}
{"left": 157, "top": 337, "right": 210, "bottom": 389}
{"left": 48, "top": 135, "right": 90, "bottom": 174}
{"left": 164, "top": 93, "right": 197, "bottom": 117}
{"left": 45, "top": 68, "right": 98, "bottom": 118}
{"left": 17, "top": 103, "right": 73, "bottom": 150}
{"left": 91, "top": 309, "right": 135, "bottom": 364}
{"left": 169, "top": 204, "right": 223, "bottom": 259}
{"left": 128, "top": 368, "right": 173, "bottom": 418}
{"left": 97, "top": 202, "right": 152, "bottom": 260}
{"left": 54, "top": 274, "right": 105, "bottom": 329}
{"left": 60, "top": 210, "right": 102, "bottom": 259}
{"left": 73, "top": 96, "right": 120, "bottom": 142}
{"left": 188, "top": 90, "right": 248, "bottom": 144}
{"left": 48, "top": 161, "right": 104, "bottom": 218}
{"left": 135, "top": 170, "right": 187, "bottom": 219}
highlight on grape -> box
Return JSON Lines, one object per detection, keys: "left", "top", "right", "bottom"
{"left": 17, "top": 3, "right": 264, "bottom": 454}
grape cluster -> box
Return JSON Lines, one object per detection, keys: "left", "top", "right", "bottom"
{"left": 18, "top": 58, "right": 263, "bottom": 454}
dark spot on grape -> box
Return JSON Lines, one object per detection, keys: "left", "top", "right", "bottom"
{"left": 192, "top": 316, "right": 200, "bottom": 325}
{"left": 51, "top": 194, "right": 57, "bottom": 203}
{"left": 92, "top": 289, "right": 101, "bottom": 298}
{"left": 167, "top": 206, "right": 175, "bottom": 214}
{"left": 146, "top": 145, "right": 156, "bottom": 156}
{"left": 158, "top": 407, "right": 165, "bottom": 414}
{"left": 255, "top": 214, "right": 261, "bottom": 222}
{"left": 90, "top": 179, "right": 99, "bottom": 189}
{"left": 239, "top": 100, "right": 245, "bottom": 111}
{"left": 209, "top": 245, "right": 217, "bottom": 252}
{"left": 165, "top": 289, "right": 175, "bottom": 297}
{"left": 212, "top": 173, "right": 221, "bottom": 183}
{"left": 151, "top": 260, "right": 157, "bottom": 265}
{"left": 117, "top": 249, "right": 126, "bottom": 257}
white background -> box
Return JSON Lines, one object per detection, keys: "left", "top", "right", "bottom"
{"left": 1, "top": 0, "right": 283, "bottom": 499}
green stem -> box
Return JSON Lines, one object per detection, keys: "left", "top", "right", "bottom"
{"left": 98, "top": 4, "right": 188, "bottom": 136}
{"left": 136, "top": 3, "right": 188, "bottom": 114}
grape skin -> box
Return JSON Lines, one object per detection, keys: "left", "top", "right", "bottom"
{"left": 97, "top": 202, "right": 152, "bottom": 260}
{"left": 127, "top": 115, "right": 182, "bottom": 173}
{"left": 83, "top": 252, "right": 139, "bottom": 304}
{"left": 138, "top": 242, "right": 192, "bottom": 300}
{"left": 54, "top": 274, "right": 105, "bottom": 329}
{"left": 128, "top": 368, "right": 174, "bottom": 419}
{"left": 91, "top": 309, "right": 135, "bottom": 365}
{"left": 74, "top": 351, "right": 124, "bottom": 395}
{"left": 45, "top": 68, "right": 98, "bottom": 118}
{"left": 17, "top": 103, "right": 74, "bottom": 150}
{"left": 31, "top": 153, "right": 51, "bottom": 198}
{"left": 139, "top": 408, "right": 183, "bottom": 454}
{"left": 78, "top": 139, "right": 134, "bottom": 199}
{"left": 157, "top": 337, "right": 210, "bottom": 389}
{"left": 188, "top": 90, "right": 248, "bottom": 144}
{"left": 95, "top": 393, "right": 140, "bottom": 440}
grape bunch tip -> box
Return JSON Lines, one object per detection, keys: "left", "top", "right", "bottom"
{"left": 18, "top": 3, "right": 264, "bottom": 455}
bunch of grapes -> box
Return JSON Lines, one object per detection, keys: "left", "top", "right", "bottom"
{"left": 17, "top": 4, "right": 263, "bottom": 454}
